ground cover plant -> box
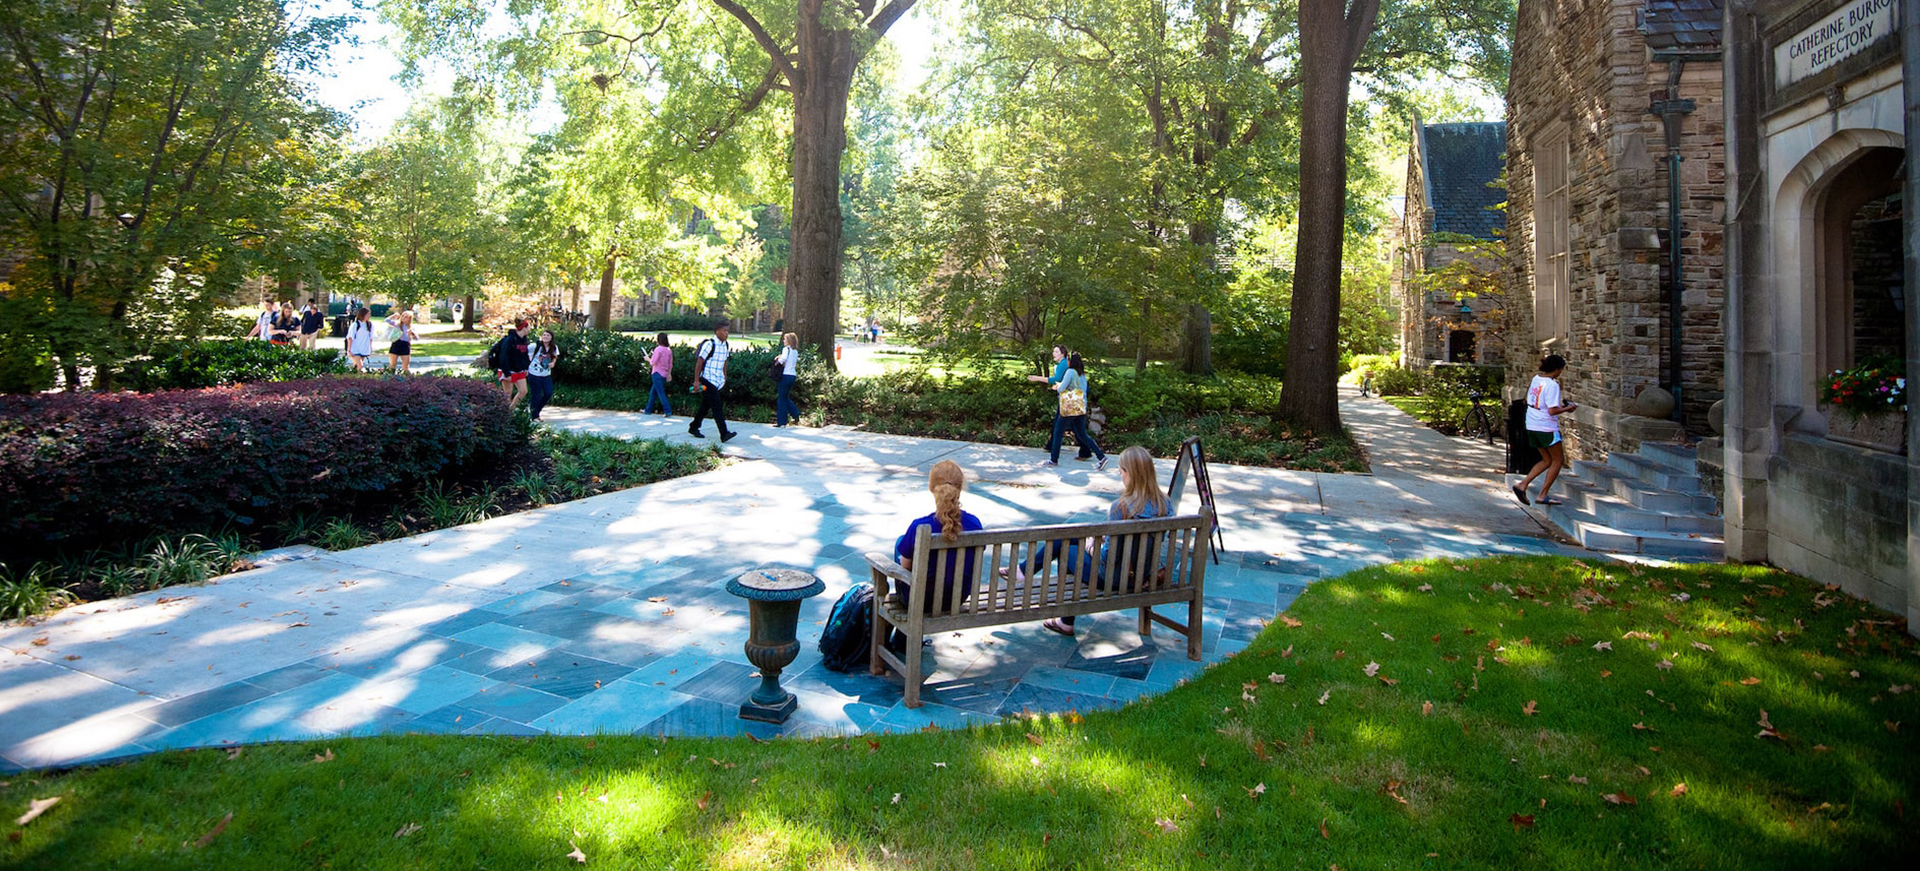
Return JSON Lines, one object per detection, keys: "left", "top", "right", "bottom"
{"left": 11, "top": 557, "right": 1908, "bottom": 869}
{"left": 559, "top": 363, "right": 1364, "bottom": 472}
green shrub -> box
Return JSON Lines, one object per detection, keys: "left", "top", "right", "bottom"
{"left": 0, "top": 376, "right": 519, "bottom": 564}
{"left": 124, "top": 339, "right": 349, "bottom": 391}
{"left": 609, "top": 312, "right": 721, "bottom": 332}
{"left": 0, "top": 562, "right": 67, "bottom": 619}
{"left": 550, "top": 325, "right": 819, "bottom": 407}
{"left": 1375, "top": 366, "right": 1424, "bottom": 396}
{"left": 131, "top": 534, "right": 229, "bottom": 589}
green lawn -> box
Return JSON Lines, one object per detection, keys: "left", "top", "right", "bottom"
{"left": 5, "top": 557, "right": 1914, "bottom": 869}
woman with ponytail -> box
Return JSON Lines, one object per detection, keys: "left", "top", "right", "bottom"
{"left": 1006, "top": 446, "right": 1169, "bottom": 637}
{"left": 888, "top": 460, "right": 985, "bottom": 651}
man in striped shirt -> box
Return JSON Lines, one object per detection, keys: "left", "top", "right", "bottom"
{"left": 689, "top": 321, "right": 738, "bottom": 443}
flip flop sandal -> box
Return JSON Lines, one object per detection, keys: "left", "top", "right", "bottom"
{"left": 1510, "top": 484, "right": 1530, "bottom": 506}
{"left": 1538, "top": 498, "right": 1564, "bottom": 506}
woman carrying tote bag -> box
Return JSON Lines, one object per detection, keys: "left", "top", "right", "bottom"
{"left": 1050, "top": 353, "right": 1107, "bottom": 469}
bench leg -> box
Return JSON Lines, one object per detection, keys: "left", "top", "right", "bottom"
{"left": 902, "top": 624, "right": 925, "bottom": 708}
{"left": 1138, "top": 605, "right": 1152, "bottom": 639}
{"left": 1186, "top": 596, "right": 1203, "bottom": 661}
{"left": 870, "top": 594, "right": 891, "bottom": 677}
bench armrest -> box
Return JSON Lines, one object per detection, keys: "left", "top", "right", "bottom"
{"left": 864, "top": 552, "right": 914, "bottom": 585}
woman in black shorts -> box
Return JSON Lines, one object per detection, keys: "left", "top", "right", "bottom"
{"left": 385, "top": 310, "right": 418, "bottom": 376}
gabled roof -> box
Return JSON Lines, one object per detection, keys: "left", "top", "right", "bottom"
{"left": 1638, "top": 0, "right": 1723, "bottom": 52}
{"left": 1418, "top": 122, "right": 1506, "bottom": 240}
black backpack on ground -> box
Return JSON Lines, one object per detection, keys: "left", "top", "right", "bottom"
{"left": 818, "top": 583, "right": 874, "bottom": 673}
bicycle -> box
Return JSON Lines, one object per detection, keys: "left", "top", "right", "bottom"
{"left": 1457, "top": 390, "right": 1503, "bottom": 445}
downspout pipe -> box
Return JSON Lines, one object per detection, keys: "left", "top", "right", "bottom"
{"left": 1650, "top": 50, "right": 1721, "bottom": 431}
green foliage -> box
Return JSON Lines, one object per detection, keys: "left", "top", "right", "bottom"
{"left": 550, "top": 326, "right": 820, "bottom": 408}
{"left": 609, "top": 313, "right": 718, "bottom": 333}
{"left": 0, "top": 0, "right": 357, "bottom": 388}
{"left": 130, "top": 534, "right": 230, "bottom": 590}
{"left": 0, "top": 563, "right": 68, "bottom": 620}
{"left": 124, "top": 340, "right": 350, "bottom": 391}
{"left": 313, "top": 519, "right": 373, "bottom": 552}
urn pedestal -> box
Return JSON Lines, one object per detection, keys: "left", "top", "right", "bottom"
{"left": 725, "top": 568, "right": 826, "bottom": 724}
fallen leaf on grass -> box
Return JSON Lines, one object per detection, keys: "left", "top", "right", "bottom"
{"left": 1421, "top": 701, "right": 1433, "bottom": 716}
{"left": 311, "top": 748, "right": 335, "bottom": 764}
{"left": 1601, "top": 793, "right": 1637, "bottom": 806}
{"left": 1363, "top": 661, "right": 1380, "bottom": 677}
{"left": 1691, "top": 641, "right": 1714, "bottom": 652}
{"left": 1416, "top": 584, "right": 1433, "bottom": 593}
{"left": 1026, "top": 733, "right": 1043, "bottom": 746}
{"left": 1670, "top": 783, "right": 1688, "bottom": 797}
{"left": 394, "top": 822, "right": 422, "bottom": 838}
{"left": 1245, "top": 783, "right": 1266, "bottom": 799}
{"left": 1268, "top": 673, "right": 1286, "bottom": 684}
{"left": 1279, "top": 615, "right": 1302, "bottom": 628}
{"left": 932, "top": 762, "right": 947, "bottom": 768}
{"left": 1887, "top": 721, "right": 1902, "bottom": 734}
{"left": 1567, "top": 775, "right": 1589, "bottom": 785}
{"left": 696, "top": 791, "right": 711, "bottom": 812}
{"left": 566, "top": 842, "right": 586, "bottom": 863}
{"left": 15, "top": 797, "right": 60, "bottom": 827}
{"left": 1317, "top": 689, "right": 1331, "bottom": 705}
{"left": 1381, "top": 779, "right": 1408, "bottom": 805}
{"left": 1318, "top": 817, "right": 1330, "bottom": 839}
{"left": 1281, "top": 645, "right": 1294, "bottom": 658}
{"left": 1813, "top": 744, "right": 1830, "bottom": 752}
{"left": 1600, "top": 669, "right": 1613, "bottom": 678}
{"left": 1757, "top": 709, "right": 1783, "bottom": 741}
{"left": 891, "top": 793, "right": 901, "bottom": 805}
{"left": 1509, "top": 813, "right": 1535, "bottom": 831}
{"left": 193, "top": 812, "right": 232, "bottom": 847}
{"left": 1740, "top": 677, "right": 1761, "bottom": 686}
{"left": 224, "top": 748, "right": 242, "bottom": 761}
{"left": 1656, "top": 660, "right": 1674, "bottom": 671}
{"left": 1522, "top": 700, "right": 1538, "bottom": 716}
{"left": 1592, "top": 641, "right": 1612, "bottom": 652}
{"left": 1156, "top": 818, "right": 1179, "bottom": 833}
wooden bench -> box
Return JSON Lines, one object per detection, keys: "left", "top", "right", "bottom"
{"left": 864, "top": 508, "right": 1214, "bottom": 707}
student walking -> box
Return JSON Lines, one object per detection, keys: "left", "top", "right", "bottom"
{"left": 345, "top": 307, "right": 376, "bottom": 372}
{"left": 688, "top": 321, "right": 737, "bottom": 442}
{"left": 1047, "top": 352, "right": 1106, "bottom": 469}
{"left": 527, "top": 329, "right": 562, "bottom": 419}
{"left": 268, "top": 302, "right": 299, "bottom": 345}
{"left": 492, "top": 319, "right": 533, "bottom": 408}
{"left": 1028, "top": 345, "right": 1093, "bottom": 461}
{"left": 773, "top": 331, "right": 801, "bottom": 427}
{"left": 643, "top": 332, "right": 673, "bottom": 415}
{"left": 245, "top": 299, "right": 276, "bottom": 342}
{"left": 1513, "top": 354, "right": 1578, "bottom": 507}
{"left": 384, "top": 310, "right": 418, "bottom": 376}
{"left": 297, "top": 298, "right": 325, "bottom": 350}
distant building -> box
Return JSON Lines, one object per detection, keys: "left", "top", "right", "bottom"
{"left": 1390, "top": 120, "right": 1508, "bottom": 367}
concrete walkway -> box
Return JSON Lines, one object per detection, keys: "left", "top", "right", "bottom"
{"left": 0, "top": 388, "right": 1576, "bottom": 771}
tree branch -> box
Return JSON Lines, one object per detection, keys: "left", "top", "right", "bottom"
{"left": 1343, "top": 0, "right": 1383, "bottom": 71}
{"left": 693, "top": 61, "right": 786, "bottom": 152}
{"left": 709, "top": 0, "right": 798, "bottom": 83}
{"left": 866, "top": 0, "right": 917, "bottom": 37}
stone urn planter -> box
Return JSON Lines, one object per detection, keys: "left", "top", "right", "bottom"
{"left": 1823, "top": 407, "right": 1908, "bottom": 454}
{"left": 725, "top": 567, "right": 826, "bottom": 724}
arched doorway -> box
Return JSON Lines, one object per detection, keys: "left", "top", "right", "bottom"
{"left": 1815, "top": 146, "right": 1908, "bottom": 378}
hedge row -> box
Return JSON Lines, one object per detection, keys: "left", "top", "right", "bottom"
{"left": 551, "top": 326, "right": 820, "bottom": 407}
{"left": 126, "top": 339, "right": 349, "bottom": 391}
{"left": 608, "top": 313, "right": 720, "bottom": 333}
{"left": 0, "top": 377, "right": 518, "bottom": 560}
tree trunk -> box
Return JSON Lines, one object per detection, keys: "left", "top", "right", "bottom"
{"left": 595, "top": 257, "right": 617, "bottom": 330}
{"left": 1275, "top": 0, "right": 1379, "bottom": 436}
{"left": 570, "top": 277, "right": 583, "bottom": 316}
{"left": 462, "top": 294, "right": 475, "bottom": 331}
{"left": 784, "top": 17, "right": 856, "bottom": 369}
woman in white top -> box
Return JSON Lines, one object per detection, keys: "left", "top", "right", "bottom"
{"left": 1513, "top": 353, "right": 1577, "bottom": 506}
{"left": 384, "top": 311, "right": 418, "bottom": 376}
{"left": 773, "top": 331, "right": 801, "bottom": 427}
{"left": 345, "top": 308, "right": 377, "bottom": 372}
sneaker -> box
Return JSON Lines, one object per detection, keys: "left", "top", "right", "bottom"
{"left": 720, "top": 431, "right": 738, "bottom": 443}
{"left": 1096, "top": 456, "right": 1108, "bottom": 471}
{"left": 1044, "top": 460, "right": 1058, "bottom": 467}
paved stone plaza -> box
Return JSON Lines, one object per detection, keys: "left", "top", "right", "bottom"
{"left": 0, "top": 390, "right": 1584, "bottom": 770}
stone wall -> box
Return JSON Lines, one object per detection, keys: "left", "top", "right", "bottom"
{"left": 1765, "top": 435, "right": 1910, "bottom": 614}
{"left": 1504, "top": 0, "right": 1727, "bottom": 459}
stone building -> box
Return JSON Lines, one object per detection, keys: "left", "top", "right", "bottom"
{"left": 1391, "top": 120, "right": 1510, "bottom": 367}
{"left": 1504, "top": 0, "right": 1915, "bottom": 633}
{"left": 1504, "top": 0, "right": 1729, "bottom": 460}
{"left": 1721, "top": 0, "right": 1914, "bottom": 626}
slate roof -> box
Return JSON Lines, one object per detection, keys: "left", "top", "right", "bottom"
{"left": 1418, "top": 122, "right": 1506, "bottom": 240}
{"left": 1638, "top": 0, "right": 1723, "bottom": 51}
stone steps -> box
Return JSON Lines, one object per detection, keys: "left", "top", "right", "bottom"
{"left": 1526, "top": 441, "right": 1723, "bottom": 560}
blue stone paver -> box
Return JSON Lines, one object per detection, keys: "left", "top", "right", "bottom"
{"left": 0, "top": 386, "right": 1624, "bottom": 770}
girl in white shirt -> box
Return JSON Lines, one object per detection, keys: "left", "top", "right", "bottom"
{"left": 345, "top": 308, "right": 376, "bottom": 372}
{"left": 1513, "top": 354, "right": 1577, "bottom": 506}
{"left": 773, "top": 331, "right": 802, "bottom": 427}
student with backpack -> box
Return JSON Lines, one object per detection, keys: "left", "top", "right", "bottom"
{"left": 345, "top": 307, "right": 377, "bottom": 372}
{"left": 492, "top": 319, "right": 533, "bottom": 408}
{"left": 688, "top": 321, "right": 737, "bottom": 442}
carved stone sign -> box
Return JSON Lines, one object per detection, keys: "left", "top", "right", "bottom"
{"left": 1774, "top": 0, "right": 1899, "bottom": 88}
